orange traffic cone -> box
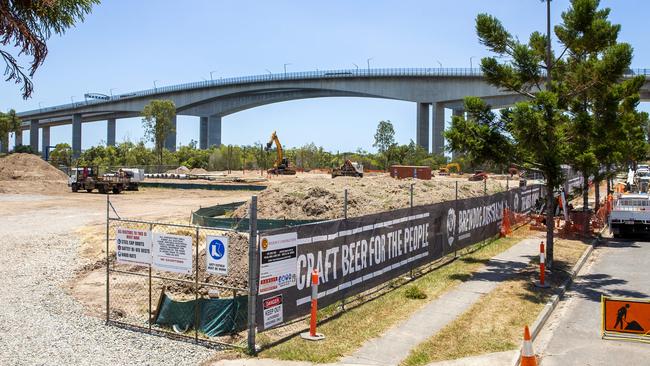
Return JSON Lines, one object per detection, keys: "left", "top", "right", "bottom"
{"left": 521, "top": 325, "right": 538, "bottom": 366}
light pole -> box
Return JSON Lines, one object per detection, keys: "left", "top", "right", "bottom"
{"left": 153, "top": 80, "right": 159, "bottom": 90}
{"left": 70, "top": 96, "right": 75, "bottom": 106}
{"left": 283, "top": 63, "right": 291, "bottom": 75}
{"left": 366, "top": 57, "right": 373, "bottom": 73}
{"left": 38, "top": 102, "right": 43, "bottom": 111}
{"left": 265, "top": 69, "right": 272, "bottom": 75}
{"left": 470, "top": 56, "right": 477, "bottom": 70}
{"left": 436, "top": 60, "right": 442, "bottom": 68}
{"left": 545, "top": 0, "right": 552, "bottom": 85}
{"left": 352, "top": 63, "right": 359, "bottom": 71}
{"left": 210, "top": 70, "right": 217, "bottom": 81}
{"left": 109, "top": 88, "right": 117, "bottom": 98}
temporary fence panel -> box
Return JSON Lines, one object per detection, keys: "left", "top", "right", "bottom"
{"left": 255, "top": 184, "right": 543, "bottom": 331}
{"left": 105, "top": 199, "right": 249, "bottom": 348}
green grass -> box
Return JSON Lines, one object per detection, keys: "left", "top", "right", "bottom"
{"left": 400, "top": 236, "right": 589, "bottom": 366}
{"left": 258, "top": 228, "right": 534, "bottom": 363}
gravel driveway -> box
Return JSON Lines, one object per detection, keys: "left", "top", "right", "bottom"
{"left": 0, "top": 196, "right": 216, "bottom": 365}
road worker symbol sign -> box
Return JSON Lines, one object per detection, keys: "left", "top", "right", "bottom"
{"left": 602, "top": 296, "right": 650, "bottom": 342}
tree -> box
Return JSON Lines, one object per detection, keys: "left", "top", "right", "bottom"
{"left": 373, "top": 120, "right": 396, "bottom": 169}
{"left": 552, "top": 1, "right": 643, "bottom": 211}
{"left": 142, "top": 100, "right": 176, "bottom": 166}
{"left": 1, "top": 0, "right": 99, "bottom": 99}
{"left": 445, "top": 0, "right": 647, "bottom": 266}
{"left": 0, "top": 109, "right": 20, "bottom": 153}
{"left": 49, "top": 143, "right": 72, "bottom": 166}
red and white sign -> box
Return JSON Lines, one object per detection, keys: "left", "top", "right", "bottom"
{"left": 262, "top": 294, "right": 284, "bottom": 329}
{"left": 116, "top": 227, "right": 152, "bottom": 266}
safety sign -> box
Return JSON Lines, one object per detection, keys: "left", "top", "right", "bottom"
{"left": 262, "top": 294, "right": 284, "bottom": 329}
{"left": 258, "top": 232, "right": 298, "bottom": 295}
{"left": 206, "top": 235, "right": 228, "bottom": 275}
{"left": 116, "top": 227, "right": 152, "bottom": 266}
{"left": 603, "top": 295, "right": 650, "bottom": 343}
{"left": 152, "top": 232, "right": 193, "bottom": 275}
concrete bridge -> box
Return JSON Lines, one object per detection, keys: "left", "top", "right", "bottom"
{"left": 8, "top": 68, "right": 650, "bottom": 157}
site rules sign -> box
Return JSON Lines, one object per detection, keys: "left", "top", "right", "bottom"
{"left": 206, "top": 235, "right": 228, "bottom": 275}
{"left": 603, "top": 295, "right": 650, "bottom": 342}
{"left": 152, "top": 233, "right": 193, "bottom": 275}
{"left": 258, "top": 232, "right": 298, "bottom": 295}
{"left": 116, "top": 227, "right": 152, "bottom": 266}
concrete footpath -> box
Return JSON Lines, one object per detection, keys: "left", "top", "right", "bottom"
{"left": 536, "top": 236, "right": 650, "bottom": 365}
{"left": 340, "top": 236, "right": 542, "bottom": 366}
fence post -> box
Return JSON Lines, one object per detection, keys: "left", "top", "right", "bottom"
{"left": 454, "top": 181, "right": 458, "bottom": 258}
{"left": 247, "top": 196, "right": 258, "bottom": 355}
{"left": 194, "top": 226, "right": 200, "bottom": 343}
{"left": 149, "top": 223, "right": 153, "bottom": 333}
{"left": 344, "top": 189, "right": 348, "bottom": 219}
{"left": 105, "top": 194, "right": 110, "bottom": 324}
{"left": 409, "top": 183, "right": 414, "bottom": 278}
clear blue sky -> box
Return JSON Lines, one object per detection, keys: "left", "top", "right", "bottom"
{"left": 2, "top": 0, "right": 649, "bottom": 152}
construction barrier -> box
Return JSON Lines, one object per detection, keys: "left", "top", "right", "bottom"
{"left": 191, "top": 202, "right": 318, "bottom": 231}
{"left": 139, "top": 181, "right": 267, "bottom": 191}
{"left": 602, "top": 295, "right": 650, "bottom": 343}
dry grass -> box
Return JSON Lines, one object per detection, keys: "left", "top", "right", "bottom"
{"left": 400, "top": 235, "right": 590, "bottom": 366}
{"left": 257, "top": 227, "right": 534, "bottom": 363}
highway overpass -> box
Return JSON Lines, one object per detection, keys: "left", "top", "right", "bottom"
{"left": 7, "top": 68, "right": 650, "bottom": 157}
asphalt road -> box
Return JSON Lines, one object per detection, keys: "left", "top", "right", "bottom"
{"left": 539, "top": 236, "right": 650, "bottom": 365}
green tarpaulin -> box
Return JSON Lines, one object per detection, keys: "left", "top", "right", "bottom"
{"left": 154, "top": 293, "right": 247, "bottom": 337}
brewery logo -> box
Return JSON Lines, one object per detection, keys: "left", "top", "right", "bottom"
{"left": 513, "top": 193, "right": 520, "bottom": 212}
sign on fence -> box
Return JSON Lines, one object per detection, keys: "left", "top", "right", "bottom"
{"left": 116, "top": 227, "right": 152, "bottom": 266}
{"left": 152, "top": 233, "right": 193, "bottom": 274}
{"left": 206, "top": 235, "right": 229, "bottom": 275}
{"left": 255, "top": 184, "right": 543, "bottom": 331}
{"left": 258, "top": 232, "right": 298, "bottom": 295}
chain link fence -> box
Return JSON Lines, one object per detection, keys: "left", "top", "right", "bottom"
{"left": 105, "top": 197, "right": 250, "bottom": 349}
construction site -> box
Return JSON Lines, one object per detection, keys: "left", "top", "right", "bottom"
{"left": 0, "top": 147, "right": 541, "bottom": 355}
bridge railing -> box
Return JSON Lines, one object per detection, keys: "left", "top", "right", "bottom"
{"left": 18, "top": 67, "right": 650, "bottom": 117}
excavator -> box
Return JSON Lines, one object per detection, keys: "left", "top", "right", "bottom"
{"left": 438, "top": 163, "right": 461, "bottom": 175}
{"left": 265, "top": 131, "right": 296, "bottom": 175}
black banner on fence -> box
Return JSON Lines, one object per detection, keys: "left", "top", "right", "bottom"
{"left": 256, "top": 184, "right": 543, "bottom": 331}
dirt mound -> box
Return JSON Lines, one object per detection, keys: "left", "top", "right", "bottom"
{"left": 0, "top": 153, "right": 68, "bottom": 181}
{"left": 166, "top": 166, "right": 190, "bottom": 174}
{"left": 0, "top": 153, "right": 68, "bottom": 193}
{"left": 190, "top": 168, "right": 208, "bottom": 174}
{"left": 233, "top": 175, "right": 507, "bottom": 220}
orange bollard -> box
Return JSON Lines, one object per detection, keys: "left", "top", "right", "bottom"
{"left": 521, "top": 325, "right": 538, "bottom": 366}
{"left": 300, "top": 269, "right": 325, "bottom": 341}
{"left": 535, "top": 241, "right": 550, "bottom": 288}
{"left": 500, "top": 208, "right": 512, "bottom": 237}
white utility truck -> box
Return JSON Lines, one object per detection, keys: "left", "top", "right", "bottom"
{"left": 609, "top": 193, "right": 650, "bottom": 238}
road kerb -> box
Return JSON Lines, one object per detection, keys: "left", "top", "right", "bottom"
{"left": 511, "top": 230, "right": 603, "bottom": 366}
